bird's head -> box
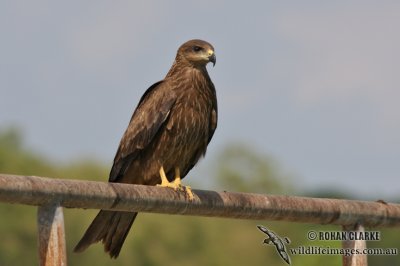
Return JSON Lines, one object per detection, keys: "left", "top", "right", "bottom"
{"left": 177, "top": 39, "right": 216, "bottom": 67}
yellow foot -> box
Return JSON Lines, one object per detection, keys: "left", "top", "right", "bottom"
{"left": 157, "top": 166, "right": 195, "bottom": 200}
{"left": 183, "top": 185, "right": 194, "bottom": 201}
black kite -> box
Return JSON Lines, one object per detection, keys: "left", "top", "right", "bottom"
{"left": 74, "top": 39, "right": 218, "bottom": 258}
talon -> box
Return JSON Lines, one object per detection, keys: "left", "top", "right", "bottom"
{"left": 184, "top": 185, "right": 195, "bottom": 201}
{"left": 157, "top": 166, "right": 195, "bottom": 200}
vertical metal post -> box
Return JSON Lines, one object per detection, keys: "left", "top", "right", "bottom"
{"left": 342, "top": 224, "right": 367, "bottom": 266}
{"left": 37, "top": 204, "right": 67, "bottom": 266}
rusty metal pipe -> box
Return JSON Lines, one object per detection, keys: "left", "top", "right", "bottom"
{"left": 1, "top": 174, "right": 399, "bottom": 227}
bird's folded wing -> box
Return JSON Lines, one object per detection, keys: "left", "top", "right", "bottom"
{"left": 109, "top": 80, "right": 177, "bottom": 182}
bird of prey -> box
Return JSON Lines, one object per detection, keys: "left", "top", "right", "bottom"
{"left": 257, "top": 225, "right": 291, "bottom": 265}
{"left": 74, "top": 39, "right": 217, "bottom": 258}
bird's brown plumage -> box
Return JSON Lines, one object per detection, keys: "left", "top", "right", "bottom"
{"left": 74, "top": 39, "right": 217, "bottom": 258}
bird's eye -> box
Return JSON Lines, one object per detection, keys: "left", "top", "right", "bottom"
{"left": 192, "top": 46, "right": 203, "bottom": 52}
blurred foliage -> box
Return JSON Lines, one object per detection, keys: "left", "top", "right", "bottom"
{"left": 214, "top": 144, "right": 293, "bottom": 194}
{"left": 0, "top": 127, "right": 398, "bottom": 265}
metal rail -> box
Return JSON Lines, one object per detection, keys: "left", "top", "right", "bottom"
{"left": 1, "top": 173, "right": 399, "bottom": 265}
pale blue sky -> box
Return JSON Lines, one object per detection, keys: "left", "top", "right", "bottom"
{"left": 1, "top": 1, "right": 399, "bottom": 199}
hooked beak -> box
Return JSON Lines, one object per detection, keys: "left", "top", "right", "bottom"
{"left": 207, "top": 50, "right": 216, "bottom": 66}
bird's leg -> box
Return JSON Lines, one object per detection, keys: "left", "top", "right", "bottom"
{"left": 173, "top": 167, "right": 194, "bottom": 201}
{"left": 172, "top": 167, "right": 182, "bottom": 187}
{"left": 156, "top": 166, "right": 194, "bottom": 200}
{"left": 157, "top": 166, "right": 181, "bottom": 190}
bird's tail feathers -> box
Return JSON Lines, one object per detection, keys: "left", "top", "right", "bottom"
{"left": 74, "top": 210, "right": 137, "bottom": 258}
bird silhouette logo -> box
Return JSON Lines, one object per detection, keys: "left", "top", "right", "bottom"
{"left": 257, "top": 225, "right": 291, "bottom": 265}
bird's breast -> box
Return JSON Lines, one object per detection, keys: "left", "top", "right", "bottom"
{"left": 168, "top": 86, "right": 212, "bottom": 132}
{"left": 166, "top": 103, "right": 209, "bottom": 138}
